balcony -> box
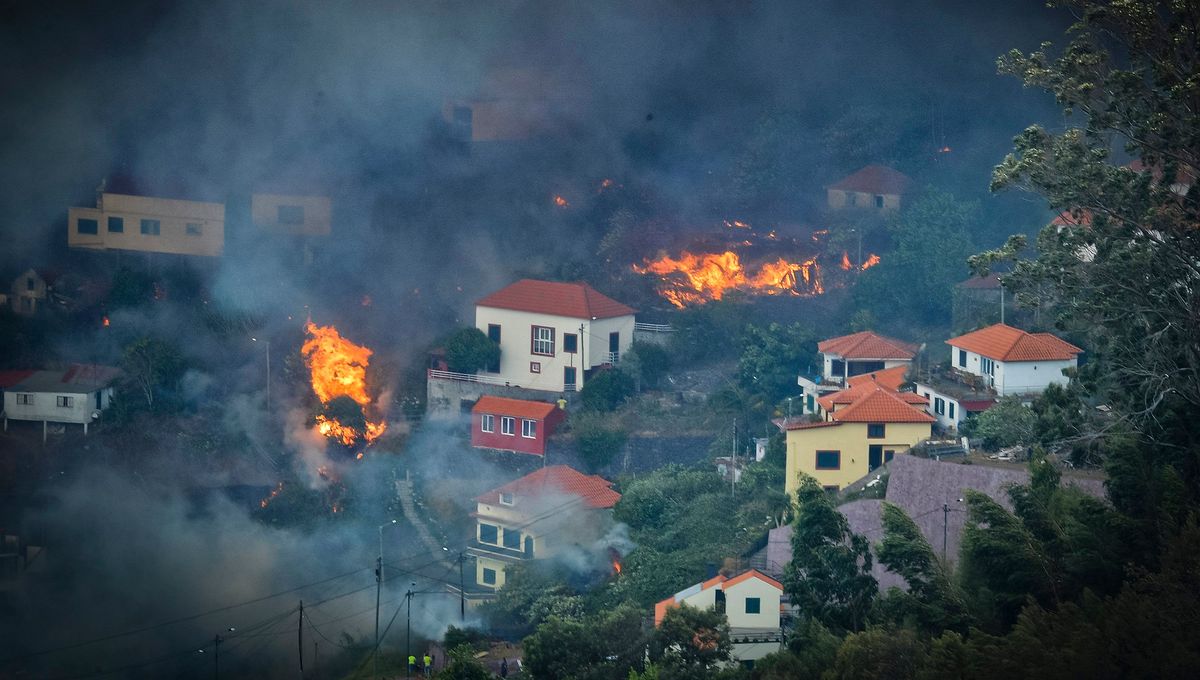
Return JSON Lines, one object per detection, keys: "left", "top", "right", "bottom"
{"left": 427, "top": 368, "right": 514, "bottom": 386}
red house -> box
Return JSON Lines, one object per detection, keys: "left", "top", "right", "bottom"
{"left": 471, "top": 395, "right": 565, "bottom": 456}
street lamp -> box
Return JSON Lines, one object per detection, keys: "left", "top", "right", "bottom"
{"left": 250, "top": 336, "right": 271, "bottom": 412}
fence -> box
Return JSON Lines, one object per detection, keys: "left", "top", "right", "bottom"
{"left": 427, "top": 369, "right": 513, "bottom": 386}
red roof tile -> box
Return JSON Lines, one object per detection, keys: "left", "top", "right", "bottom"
{"left": 784, "top": 420, "right": 843, "bottom": 431}
{"left": 831, "top": 387, "right": 935, "bottom": 424}
{"left": 818, "top": 380, "right": 927, "bottom": 413}
{"left": 948, "top": 323, "right": 1082, "bottom": 362}
{"left": 827, "top": 165, "right": 913, "bottom": 195}
{"left": 477, "top": 279, "right": 635, "bottom": 319}
{"left": 476, "top": 465, "right": 620, "bottom": 509}
{"left": 818, "top": 331, "right": 918, "bottom": 360}
{"left": 846, "top": 365, "right": 910, "bottom": 392}
{"left": 471, "top": 395, "right": 559, "bottom": 420}
{"left": 1051, "top": 209, "right": 1093, "bottom": 227}
{"left": 0, "top": 370, "right": 36, "bottom": 389}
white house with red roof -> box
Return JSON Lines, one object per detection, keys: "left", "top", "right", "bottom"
{"left": 826, "top": 165, "right": 913, "bottom": 211}
{"left": 915, "top": 323, "right": 1082, "bottom": 430}
{"left": 468, "top": 465, "right": 620, "bottom": 590}
{"left": 818, "top": 331, "right": 918, "bottom": 384}
{"left": 470, "top": 395, "right": 565, "bottom": 456}
{"left": 654, "top": 569, "right": 784, "bottom": 664}
{"left": 2, "top": 364, "right": 120, "bottom": 441}
{"left": 475, "top": 279, "right": 636, "bottom": 393}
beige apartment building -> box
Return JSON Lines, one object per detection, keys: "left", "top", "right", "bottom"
{"left": 68, "top": 192, "right": 225, "bottom": 257}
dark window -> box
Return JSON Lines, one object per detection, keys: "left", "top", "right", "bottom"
{"left": 563, "top": 333, "right": 578, "bottom": 353}
{"left": 501, "top": 416, "right": 515, "bottom": 436}
{"left": 949, "top": 402, "right": 956, "bottom": 419}
{"left": 77, "top": 218, "right": 98, "bottom": 234}
{"left": 522, "top": 419, "right": 537, "bottom": 439}
{"left": 56, "top": 396, "right": 73, "bottom": 408}
{"left": 564, "top": 366, "right": 577, "bottom": 390}
{"left": 278, "top": 205, "right": 305, "bottom": 225}
{"left": 529, "top": 362, "right": 541, "bottom": 373}
{"left": 185, "top": 223, "right": 202, "bottom": 236}
{"left": 140, "top": 219, "right": 160, "bottom": 235}
{"left": 108, "top": 216, "right": 124, "bottom": 232}
{"left": 981, "top": 357, "right": 995, "bottom": 375}
{"left": 874, "top": 194, "right": 884, "bottom": 208}
{"left": 745, "top": 597, "right": 761, "bottom": 614}
{"left": 867, "top": 423, "right": 885, "bottom": 438}
{"left": 481, "top": 414, "right": 494, "bottom": 433}
{"left": 815, "top": 450, "right": 841, "bottom": 470}
{"left": 479, "top": 523, "right": 498, "bottom": 544}
{"left": 26, "top": 277, "right": 35, "bottom": 290}
{"left": 16, "top": 394, "right": 33, "bottom": 405}
{"left": 934, "top": 397, "right": 946, "bottom": 415}
{"left": 958, "top": 349, "right": 967, "bottom": 368}
{"left": 481, "top": 567, "right": 496, "bottom": 585}
{"left": 884, "top": 450, "right": 896, "bottom": 463}
{"left": 715, "top": 590, "right": 726, "bottom": 614}
{"left": 486, "top": 324, "right": 501, "bottom": 372}
{"left": 503, "top": 528, "right": 521, "bottom": 549}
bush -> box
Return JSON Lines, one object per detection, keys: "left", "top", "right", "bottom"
{"left": 626, "top": 341, "right": 672, "bottom": 389}
{"left": 442, "top": 327, "right": 500, "bottom": 373}
{"left": 580, "top": 369, "right": 635, "bottom": 411}
{"left": 971, "top": 396, "right": 1036, "bottom": 451}
{"left": 571, "top": 413, "right": 629, "bottom": 472}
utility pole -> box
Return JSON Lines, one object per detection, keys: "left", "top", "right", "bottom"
{"left": 298, "top": 600, "right": 304, "bottom": 680}
{"left": 374, "top": 556, "right": 381, "bottom": 680}
{"left": 459, "top": 552, "right": 466, "bottom": 622}
{"left": 214, "top": 633, "right": 223, "bottom": 680}
{"left": 1000, "top": 284, "right": 1005, "bottom": 324}
{"left": 731, "top": 418, "right": 737, "bottom": 498}
{"left": 942, "top": 503, "right": 949, "bottom": 563}
{"left": 405, "top": 585, "right": 416, "bottom": 679}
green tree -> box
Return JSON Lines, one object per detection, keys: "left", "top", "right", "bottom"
{"left": 825, "top": 627, "right": 927, "bottom": 680}
{"left": 737, "top": 323, "right": 816, "bottom": 405}
{"left": 438, "top": 644, "right": 492, "bottom": 680}
{"left": 580, "top": 369, "right": 635, "bottom": 411}
{"left": 967, "top": 396, "right": 1036, "bottom": 451}
{"left": 783, "top": 475, "right": 877, "bottom": 632}
{"left": 119, "top": 336, "right": 186, "bottom": 412}
{"left": 622, "top": 341, "right": 671, "bottom": 391}
{"left": 442, "top": 327, "right": 500, "bottom": 374}
{"left": 572, "top": 413, "right": 629, "bottom": 472}
{"left": 523, "top": 604, "right": 648, "bottom": 680}
{"left": 653, "top": 603, "right": 731, "bottom": 677}
{"left": 874, "top": 503, "right": 973, "bottom": 635}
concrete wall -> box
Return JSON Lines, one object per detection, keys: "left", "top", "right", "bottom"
{"left": 251, "top": 193, "right": 332, "bottom": 236}
{"left": 69, "top": 193, "right": 225, "bottom": 257}
{"left": 10, "top": 269, "right": 47, "bottom": 315}
{"left": 786, "top": 421, "right": 931, "bottom": 493}
{"left": 915, "top": 383, "right": 962, "bottom": 430}
{"left": 426, "top": 377, "right": 579, "bottom": 420}
{"left": 724, "top": 578, "right": 781, "bottom": 629}
{"left": 826, "top": 189, "right": 902, "bottom": 211}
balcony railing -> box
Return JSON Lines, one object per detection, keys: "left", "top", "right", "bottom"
{"left": 427, "top": 369, "right": 513, "bottom": 386}
{"left": 606, "top": 351, "right": 620, "bottom": 365}
{"left": 633, "top": 322, "right": 674, "bottom": 333}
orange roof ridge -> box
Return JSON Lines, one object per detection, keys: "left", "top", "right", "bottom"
{"left": 723, "top": 569, "right": 784, "bottom": 591}
{"left": 827, "top": 164, "right": 913, "bottom": 195}
{"left": 475, "top": 465, "right": 621, "bottom": 508}
{"left": 831, "top": 387, "right": 935, "bottom": 424}
{"left": 846, "top": 365, "right": 910, "bottom": 391}
{"left": 818, "top": 331, "right": 918, "bottom": 360}
{"left": 948, "top": 323, "right": 1082, "bottom": 362}
{"left": 477, "top": 279, "right": 635, "bottom": 319}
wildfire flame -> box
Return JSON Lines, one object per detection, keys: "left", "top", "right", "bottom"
{"left": 861, "top": 253, "right": 881, "bottom": 270}
{"left": 841, "top": 251, "right": 882, "bottom": 271}
{"left": 260, "top": 482, "right": 284, "bottom": 509}
{"left": 612, "top": 560, "right": 622, "bottom": 575}
{"left": 553, "top": 195, "right": 569, "bottom": 207}
{"left": 102, "top": 316, "right": 110, "bottom": 327}
{"left": 633, "top": 250, "right": 822, "bottom": 308}
{"left": 301, "top": 321, "right": 386, "bottom": 446}
{"left": 841, "top": 251, "right": 852, "bottom": 270}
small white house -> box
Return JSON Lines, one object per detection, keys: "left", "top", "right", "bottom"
{"left": 474, "top": 279, "right": 635, "bottom": 393}
{"left": 946, "top": 323, "right": 1081, "bottom": 398}
{"left": 654, "top": 569, "right": 784, "bottom": 665}
{"left": 817, "top": 331, "right": 918, "bottom": 385}
{"left": 2, "top": 365, "right": 119, "bottom": 441}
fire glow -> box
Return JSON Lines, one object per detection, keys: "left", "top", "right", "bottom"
{"left": 840, "top": 250, "right": 882, "bottom": 271}
{"left": 301, "top": 321, "right": 387, "bottom": 447}
{"left": 633, "top": 250, "right": 823, "bottom": 308}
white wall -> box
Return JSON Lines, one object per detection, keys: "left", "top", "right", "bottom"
{"left": 3, "top": 388, "right": 111, "bottom": 425}
{"left": 998, "top": 359, "right": 1074, "bottom": 397}
{"left": 915, "top": 383, "right": 962, "bottom": 430}
{"left": 724, "top": 578, "right": 781, "bottom": 629}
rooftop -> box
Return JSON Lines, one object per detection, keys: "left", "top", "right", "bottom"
{"left": 914, "top": 370, "right": 998, "bottom": 405}
{"left": 948, "top": 323, "right": 1082, "bottom": 362}
{"left": 830, "top": 387, "right": 935, "bottom": 424}
{"left": 654, "top": 569, "right": 782, "bottom": 625}
{"left": 475, "top": 465, "right": 620, "bottom": 509}
{"left": 471, "top": 395, "right": 560, "bottom": 420}
{"left": 476, "top": 279, "right": 635, "bottom": 319}
{"left": 818, "top": 331, "right": 918, "bottom": 360}
{"left": 827, "top": 165, "right": 914, "bottom": 195}
{"left": 817, "top": 379, "right": 926, "bottom": 413}
{"left": 6, "top": 364, "right": 120, "bottom": 393}
{"left": 846, "top": 365, "right": 911, "bottom": 392}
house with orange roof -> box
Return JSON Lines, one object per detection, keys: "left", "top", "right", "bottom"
{"left": 814, "top": 375, "right": 927, "bottom": 420}
{"left": 467, "top": 465, "right": 620, "bottom": 590}
{"left": 826, "top": 164, "right": 913, "bottom": 211}
{"left": 654, "top": 569, "right": 784, "bottom": 665}
{"left": 915, "top": 323, "right": 1082, "bottom": 430}
{"left": 785, "top": 387, "right": 934, "bottom": 493}
{"left": 470, "top": 395, "right": 565, "bottom": 456}
{"left": 473, "top": 279, "right": 636, "bottom": 394}
{"left": 817, "top": 331, "right": 918, "bottom": 385}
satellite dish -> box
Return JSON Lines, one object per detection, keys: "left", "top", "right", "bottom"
{"left": 91, "top": 410, "right": 101, "bottom": 420}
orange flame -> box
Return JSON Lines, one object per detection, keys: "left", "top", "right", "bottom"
{"left": 723, "top": 219, "right": 750, "bottom": 229}
{"left": 302, "top": 321, "right": 387, "bottom": 446}
{"left": 102, "top": 316, "right": 110, "bottom": 327}
{"left": 841, "top": 251, "right": 852, "bottom": 270}
{"left": 598, "top": 178, "right": 615, "bottom": 192}
{"left": 633, "top": 250, "right": 823, "bottom": 308}
{"left": 860, "top": 253, "right": 881, "bottom": 270}
{"left": 260, "top": 482, "right": 284, "bottom": 509}
{"left": 612, "top": 560, "right": 622, "bottom": 575}
{"left": 554, "top": 195, "right": 569, "bottom": 207}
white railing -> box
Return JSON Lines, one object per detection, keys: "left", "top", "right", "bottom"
{"left": 606, "top": 351, "right": 620, "bottom": 364}
{"left": 427, "top": 369, "right": 513, "bottom": 386}
{"left": 634, "top": 322, "right": 674, "bottom": 333}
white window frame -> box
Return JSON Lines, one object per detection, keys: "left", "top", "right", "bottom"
{"left": 16, "top": 393, "right": 33, "bottom": 405}
{"left": 481, "top": 414, "right": 494, "bottom": 433}
{"left": 501, "top": 416, "right": 515, "bottom": 436}
{"left": 57, "top": 396, "right": 73, "bottom": 408}
{"left": 521, "top": 419, "right": 537, "bottom": 439}
{"left": 499, "top": 492, "right": 514, "bottom": 506}
{"left": 981, "top": 357, "right": 995, "bottom": 375}
{"left": 532, "top": 326, "right": 555, "bottom": 356}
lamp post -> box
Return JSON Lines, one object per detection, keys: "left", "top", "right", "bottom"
{"left": 405, "top": 584, "right": 416, "bottom": 679}
{"left": 250, "top": 336, "right": 271, "bottom": 412}
{"left": 376, "top": 520, "right": 397, "bottom": 680}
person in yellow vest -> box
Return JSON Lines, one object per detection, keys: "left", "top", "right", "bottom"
{"left": 423, "top": 653, "right": 432, "bottom": 676}
{"left": 408, "top": 654, "right": 416, "bottom": 675}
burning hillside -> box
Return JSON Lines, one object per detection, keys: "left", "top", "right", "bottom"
{"left": 301, "top": 321, "right": 387, "bottom": 448}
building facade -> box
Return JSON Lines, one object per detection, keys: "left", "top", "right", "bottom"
{"left": 251, "top": 193, "right": 332, "bottom": 237}
{"left": 470, "top": 395, "right": 565, "bottom": 456}
{"left": 654, "top": 569, "right": 784, "bottom": 665}
{"left": 945, "top": 323, "right": 1082, "bottom": 398}
{"left": 826, "top": 165, "right": 913, "bottom": 212}
{"left": 2, "top": 365, "right": 119, "bottom": 439}
{"left": 69, "top": 192, "right": 225, "bottom": 257}
{"left": 817, "top": 331, "right": 917, "bottom": 385}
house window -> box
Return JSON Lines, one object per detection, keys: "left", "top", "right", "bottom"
{"left": 503, "top": 528, "right": 521, "bottom": 550}
{"left": 815, "top": 450, "right": 841, "bottom": 470}
{"left": 481, "top": 567, "right": 497, "bottom": 585}
{"left": 745, "top": 597, "right": 761, "bottom": 614}
{"left": 501, "top": 416, "right": 515, "bottom": 436}
{"left": 140, "top": 219, "right": 160, "bottom": 235}
{"left": 884, "top": 450, "right": 896, "bottom": 463}
{"left": 77, "top": 218, "right": 98, "bottom": 234}
{"left": 57, "top": 396, "right": 73, "bottom": 408}
{"left": 522, "top": 419, "right": 537, "bottom": 439}
{"left": 486, "top": 324, "right": 501, "bottom": 373}
{"left": 479, "top": 523, "right": 499, "bottom": 544}
{"left": 874, "top": 194, "right": 885, "bottom": 208}
{"left": 278, "top": 205, "right": 305, "bottom": 225}
{"left": 532, "top": 326, "right": 555, "bottom": 356}
{"left": 26, "top": 277, "right": 35, "bottom": 290}
{"left": 108, "top": 216, "right": 124, "bottom": 232}
{"left": 530, "top": 362, "right": 541, "bottom": 374}
{"left": 16, "top": 393, "right": 33, "bottom": 405}
{"left": 958, "top": 349, "right": 967, "bottom": 368}
{"left": 481, "top": 414, "right": 494, "bottom": 433}
{"left": 867, "top": 423, "right": 885, "bottom": 438}
{"left": 846, "top": 192, "right": 857, "bottom": 207}
{"left": 185, "top": 223, "right": 202, "bottom": 236}
{"left": 981, "top": 357, "right": 995, "bottom": 375}
{"left": 934, "top": 397, "right": 946, "bottom": 415}
{"left": 949, "top": 403, "right": 956, "bottom": 419}
{"left": 823, "top": 485, "right": 840, "bottom": 492}
{"left": 499, "top": 492, "right": 514, "bottom": 506}
{"left": 564, "top": 333, "right": 578, "bottom": 353}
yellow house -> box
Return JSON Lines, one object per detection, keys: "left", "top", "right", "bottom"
{"left": 785, "top": 387, "right": 934, "bottom": 493}
{"left": 825, "top": 165, "right": 913, "bottom": 212}
{"left": 68, "top": 192, "right": 224, "bottom": 257}
{"left": 654, "top": 569, "right": 784, "bottom": 664}
{"left": 251, "top": 193, "right": 332, "bottom": 237}
{"left": 468, "top": 465, "right": 620, "bottom": 590}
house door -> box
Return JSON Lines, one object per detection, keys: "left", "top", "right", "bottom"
{"left": 564, "top": 367, "right": 577, "bottom": 391}
{"left": 868, "top": 445, "right": 883, "bottom": 471}
{"left": 608, "top": 332, "right": 620, "bottom": 363}
{"left": 96, "top": 391, "right": 102, "bottom": 410}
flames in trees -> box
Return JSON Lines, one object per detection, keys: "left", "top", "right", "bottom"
{"left": 301, "top": 321, "right": 387, "bottom": 447}
{"left": 632, "top": 250, "right": 823, "bottom": 308}
{"left": 840, "top": 251, "right": 882, "bottom": 271}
